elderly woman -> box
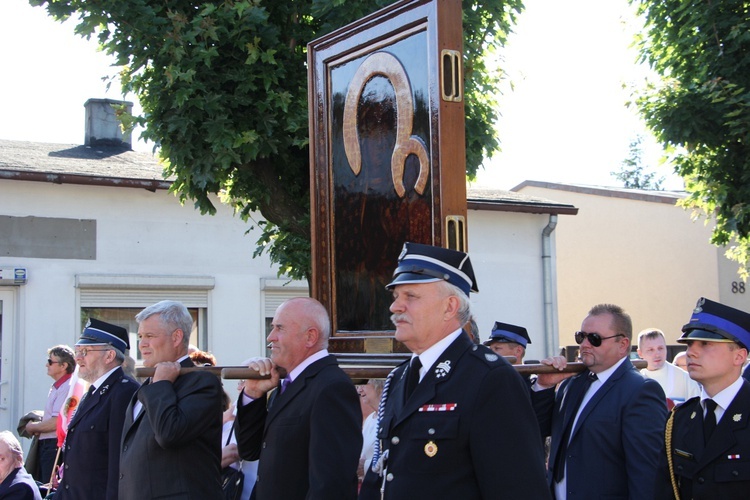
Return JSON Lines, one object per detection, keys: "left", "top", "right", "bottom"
{"left": 0, "top": 431, "right": 41, "bottom": 499}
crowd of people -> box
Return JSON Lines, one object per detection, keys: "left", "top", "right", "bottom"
{"left": 3, "top": 242, "right": 750, "bottom": 499}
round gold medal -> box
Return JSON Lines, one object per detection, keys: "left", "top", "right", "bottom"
{"left": 424, "top": 441, "right": 437, "bottom": 457}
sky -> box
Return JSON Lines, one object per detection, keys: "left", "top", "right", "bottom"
{"left": 1, "top": 0, "right": 684, "bottom": 190}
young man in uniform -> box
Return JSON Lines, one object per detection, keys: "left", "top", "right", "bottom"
{"left": 655, "top": 297, "right": 750, "bottom": 498}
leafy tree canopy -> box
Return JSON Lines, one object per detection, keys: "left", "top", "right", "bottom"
{"left": 32, "top": 0, "right": 522, "bottom": 281}
{"left": 632, "top": 0, "right": 750, "bottom": 276}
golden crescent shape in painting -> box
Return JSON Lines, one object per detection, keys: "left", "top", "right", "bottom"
{"left": 342, "top": 51, "right": 429, "bottom": 197}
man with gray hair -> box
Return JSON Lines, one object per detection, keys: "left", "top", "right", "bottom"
{"left": 237, "top": 297, "right": 362, "bottom": 499}
{"left": 359, "top": 242, "right": 550, "bottom": 499}
{"left": 119, "top": 300, "right": 223, "bottom": 500}
{"left": 55, "top": 319, "right": 138, "bottom": 500}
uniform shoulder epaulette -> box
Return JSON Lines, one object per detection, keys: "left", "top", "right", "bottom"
{"left": 469, "top": 344, "right": 503, "bottom": 365}
{"left": 673, "top": 396, "right": 700, "bottom": 413}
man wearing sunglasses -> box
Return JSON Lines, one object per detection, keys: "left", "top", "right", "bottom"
{"left": 534, "top": 303, "right": 668, "bottom": 499}
{"left": 654, "top": 297, "right": 750, "bottom": 499}
{"left": 24, "top": 345, "right": 76, "bottom": 485}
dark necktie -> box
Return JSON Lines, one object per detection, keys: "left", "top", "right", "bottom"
{"left": 703, "top": 399, "right": 718, "bottom": 444}
{"left": 404, "top": 357, "right": 422, "bottom": 401}
{"left": 280, "top": 376, "right": 292, "bottom": 394}
{"left": 553, "top": 371, "right": 597, "bottom": 482}
{"left": 79, "top": 385, "right": 96, "bottom": 408}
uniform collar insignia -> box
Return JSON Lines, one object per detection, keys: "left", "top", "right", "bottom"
{"left": 485, "top": 352, "right": 499, "bottom": 362}
{"left": 435, "top": 360, "right": 451, "bottom": 378}
{"left": 734, "top": 413, "right": 742, "bottom": 422}
{"left": 690, "top": 411, "right": 697, "bottom": 419}
{"left": 100, "top": 384, "right": 109, "bottom": 395}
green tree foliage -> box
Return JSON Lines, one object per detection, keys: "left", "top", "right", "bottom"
{"left": 32, "top": 0, "right": 522, "bottom": 281}
{"left": 632, "top": 0, "right": 750, "bottom": 275}
{"left": 611, "top": 135, "right": 664, "bottom": 190}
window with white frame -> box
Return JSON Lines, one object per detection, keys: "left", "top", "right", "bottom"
{"left": 261, "top": 279, "right": 309, "bottom": 356}
{"left": 76, "top": 274, "right": 214, "bottom": 364}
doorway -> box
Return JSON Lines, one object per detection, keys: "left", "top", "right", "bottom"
{"left": 0, "top": 289, "right": 19, "bottom": 433}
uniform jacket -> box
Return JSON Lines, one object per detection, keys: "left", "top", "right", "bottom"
{"left": 359, "top": 333, "right": 550, "bottom": 500}
{"left": 655, "top": 380, "right": 750, "bottom": 499}
{"left": 119, "top": 357, "right": 223, "bottom": 500}
{"left": 0, "top": 467, "right": 42, "bottom": 500}
{"left": 543, "top": 359, "right": 668, "bottom": 499}
{"left": 57, "top": 367, "right": 138, "bottom": 500}
{"left": 236, "top": 354, "right": 362, "bottom": 500}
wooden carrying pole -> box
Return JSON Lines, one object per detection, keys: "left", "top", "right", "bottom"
{"left": 135, "top": 360, "right": 647, "bottom": 380}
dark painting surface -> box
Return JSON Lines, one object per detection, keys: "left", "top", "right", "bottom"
{"left": 330, "top": 31, "right": 433, "bottom": 331}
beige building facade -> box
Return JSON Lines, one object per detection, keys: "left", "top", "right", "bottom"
{"left": 514, "top": 181, "right": 750, "bottom": 349}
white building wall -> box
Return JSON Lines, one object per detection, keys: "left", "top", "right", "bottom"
{"left": 1, "top": 177, "right": 560, "bottom": 436}
{"left": 515, "top": 184, "right": 741, "bottom": 348}
{"left": 467, "top": 209, "right": 557, "bottom": 362}
{"left": 0, "top": 179, "right": 283, "bottom": 431}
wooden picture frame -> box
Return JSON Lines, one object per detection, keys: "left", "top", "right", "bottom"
{"left": 308, "top": 0, "right": 467, "bottom": 352}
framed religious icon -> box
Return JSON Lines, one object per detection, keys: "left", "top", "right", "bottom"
{"left": 308, "top": 0, "right": 467, "bottom": 352}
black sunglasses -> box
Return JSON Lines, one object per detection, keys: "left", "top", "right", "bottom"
{"left": 47, "top": 358, "right": 63, "bottom": 366}
{"left": 574, "top": 331, "right": 625, "bottom": 347}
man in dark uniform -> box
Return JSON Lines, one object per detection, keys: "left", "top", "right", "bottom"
{"left": 655, "top": 297, "right": 750, "bottom": 499}
{"left": 484, "top": 321, "right": 553, "bottom": 441}
{"left": 359, "top": 242, "right": 550, "bottom": 500}
{"left": 56, "top": 319, "right": 138, "bottom": 500}
{"left": 483, "top": 321, "right": 531, "bottom": 364}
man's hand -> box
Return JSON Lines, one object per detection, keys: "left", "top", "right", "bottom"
{"left": 241, "top": 357, "right": 279, "bottom": 399}
{"left": 51, "top": 465, "right": 60, "bottom": 489}
{"left": 24, "top": 421, "right": 39, "bottom": 436}
{"left": 536, "top": 356, "right": 574, "bottom": 389}
{"left": 152, "top": 361, "right": 182, "bottom": 383}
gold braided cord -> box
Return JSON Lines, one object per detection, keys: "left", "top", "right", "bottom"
{"left": 665, "top": 409, "right": 680, "bottom": 500}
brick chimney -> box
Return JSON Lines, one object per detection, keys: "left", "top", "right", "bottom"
{"left": 84, "top": 98, "right": 133, "bottom": 149}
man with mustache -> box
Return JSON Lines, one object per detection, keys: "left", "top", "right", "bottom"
{"left": 56, "top": 319, "right": 138, "bottom": 500}
{"left": 536, "top": 303, "right": 668, "bottom": 499}
{"left": 359, "top": 242, "right": 550, "bottom": 499}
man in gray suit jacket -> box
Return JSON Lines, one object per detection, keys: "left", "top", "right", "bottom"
{"left": 236, "top": 297, "right": 362, "bottom": 499}
{"left": 119, "top": 300, "right": 223, "bottom": 500}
